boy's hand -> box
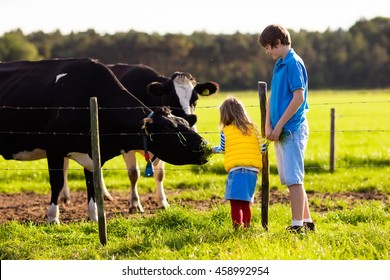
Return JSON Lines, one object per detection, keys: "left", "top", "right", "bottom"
{"left": 265, "top": 125, "right": 274, "bottom": 141}
{"left": 267, "top": 124, "right": 283, "bottom": 141}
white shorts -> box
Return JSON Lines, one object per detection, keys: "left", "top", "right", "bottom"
{"left": 274, "top": 121, "right": 308, "bottom": 186}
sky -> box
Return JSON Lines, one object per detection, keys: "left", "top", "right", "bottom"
{"left": 1, "top": 0, "right": 389, "bottom": 36}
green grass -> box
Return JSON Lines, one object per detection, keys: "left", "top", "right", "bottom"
{"left": 0, "top": 89, "right": 389, "bottom": 260}
{"left": 1, "top": 202, "right": 389, "bottom": 260}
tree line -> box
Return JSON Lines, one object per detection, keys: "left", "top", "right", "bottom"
{"left": 1, "top": 17, "right": 389, "bottom": 90}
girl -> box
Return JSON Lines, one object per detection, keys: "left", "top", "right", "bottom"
{"left": 213, "top": 97, "right": 265, "bottom": 229}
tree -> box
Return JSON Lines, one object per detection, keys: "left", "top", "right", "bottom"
{"left": 0, "top": 29, "right": 41, "bottom": 61}
{"left": 1, "top": 17, "right": 389, "bottom": 89}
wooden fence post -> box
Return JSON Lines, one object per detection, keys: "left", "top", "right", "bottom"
{"left": 90, "top": 97, "right": 107, "bottom": 246}
{"left": 330, "top": 108, "right": 336, "bottom": 173}
{"left": 258, "top": 81, "right": 269, "bottom": 230}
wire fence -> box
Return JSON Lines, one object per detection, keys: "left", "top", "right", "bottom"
{"left": 1, "top": 99, "right": 389, "bottom": 110}
{"left": 1, "top": 100, "right": 389, "bottom": 173}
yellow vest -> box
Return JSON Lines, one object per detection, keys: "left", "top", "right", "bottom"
{"left": 223, "top": 124, "right": 263, "bottom": 172}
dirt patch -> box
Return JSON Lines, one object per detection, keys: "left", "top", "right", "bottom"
{"left": 0, "top": 190, "right": 387, "bottom": 224}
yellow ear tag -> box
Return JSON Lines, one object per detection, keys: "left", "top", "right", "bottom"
{"left": 202, "top": 89, "right": 210, "bottom": 96}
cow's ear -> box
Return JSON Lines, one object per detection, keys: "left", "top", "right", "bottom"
{"left": 147, "top": 82, "right": 166, "bottom": 97}
{"left": 194, "top": 81, "right": 219, "bottom": 96}
{"left": 184, "top": 114, "right": 197, "bottom": 127}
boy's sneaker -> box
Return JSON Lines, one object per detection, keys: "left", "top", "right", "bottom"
{"left": 303, "top": 222, "right": 315, "bottom": 231}
{"left": 286, "top": 223, "right": 315, "bottom": 233}
{"left": 286, "top": 225, "right": 304, "bottom": 233}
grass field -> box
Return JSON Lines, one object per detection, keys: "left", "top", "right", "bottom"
{"left": 0, "top": 89, "right": 389, "bottom": 260}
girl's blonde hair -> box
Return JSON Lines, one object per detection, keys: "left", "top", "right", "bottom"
{"left": 219, "top": 96, "right": 253, "bottom": 135}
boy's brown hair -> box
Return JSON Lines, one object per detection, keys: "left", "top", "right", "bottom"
{"left": 258, "top": 24, "right": 291, "bottom": 48}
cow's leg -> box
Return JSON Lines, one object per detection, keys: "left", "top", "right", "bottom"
{"left": 84, "top": 167, "right": 114, "bottom": 221}
{"left": 153, "top": 159, "right": 169, "bottom": 208}
{"left": 122, "top": 151, "right": 144, "bottom": 213}
{"left": 65, "top": 152, "right": 113, "bottom": 221}
{"left": 84, "top": 169, "right": 98, "bottom": 222}
{"left": 46, "top": 154, "right": 65, "bottom": 224}
{"left": 59, "top": 157, "right": 71, "bottom": 204}
{"left": 62, "top": 156, "right": 112, "bottom": 203}
{"left": 98, "top": 172, "right": 113, "bottom": 201}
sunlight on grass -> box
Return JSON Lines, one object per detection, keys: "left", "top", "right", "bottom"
{"left": 1, "top": 201, "right": 389, "bottom": 260}
{"left": 0, "top": 90, "right": 389, "bottom": 260}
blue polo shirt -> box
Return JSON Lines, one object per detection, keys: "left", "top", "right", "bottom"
{"left": 270, "top": 48, "right": 309, "bottom": 134}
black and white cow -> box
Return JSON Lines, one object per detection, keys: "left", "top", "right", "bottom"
{"left": 61, "top": 64, "right": 219, "bottom": 213}
{"left": 0, "top": 58, "right": 210, "bottom": 224}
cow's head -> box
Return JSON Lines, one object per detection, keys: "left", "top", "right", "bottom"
{"left": 147, "top": 72, "right": 219, "bottom": 131}
{"left": 141, "top": 107, "right": 212, "bottom": 165}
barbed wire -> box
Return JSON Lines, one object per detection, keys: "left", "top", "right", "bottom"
{"left": 0, "top": 129, "right": 389, "bottom": 137}
{"left": 1, "top": 100, "right": 388, "bottom": 174}
{"left": 1, "top": 100, "right": 389, "bottom": 111}
{"left": 307, "top": 100, "right": 390, "bottom": 106}
{"left": 0, "top": 163, "right": 388, "bottom": 173}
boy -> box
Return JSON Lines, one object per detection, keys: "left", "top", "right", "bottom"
{"left": 258, "top": 24, "right": 315, "bottom": 232}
